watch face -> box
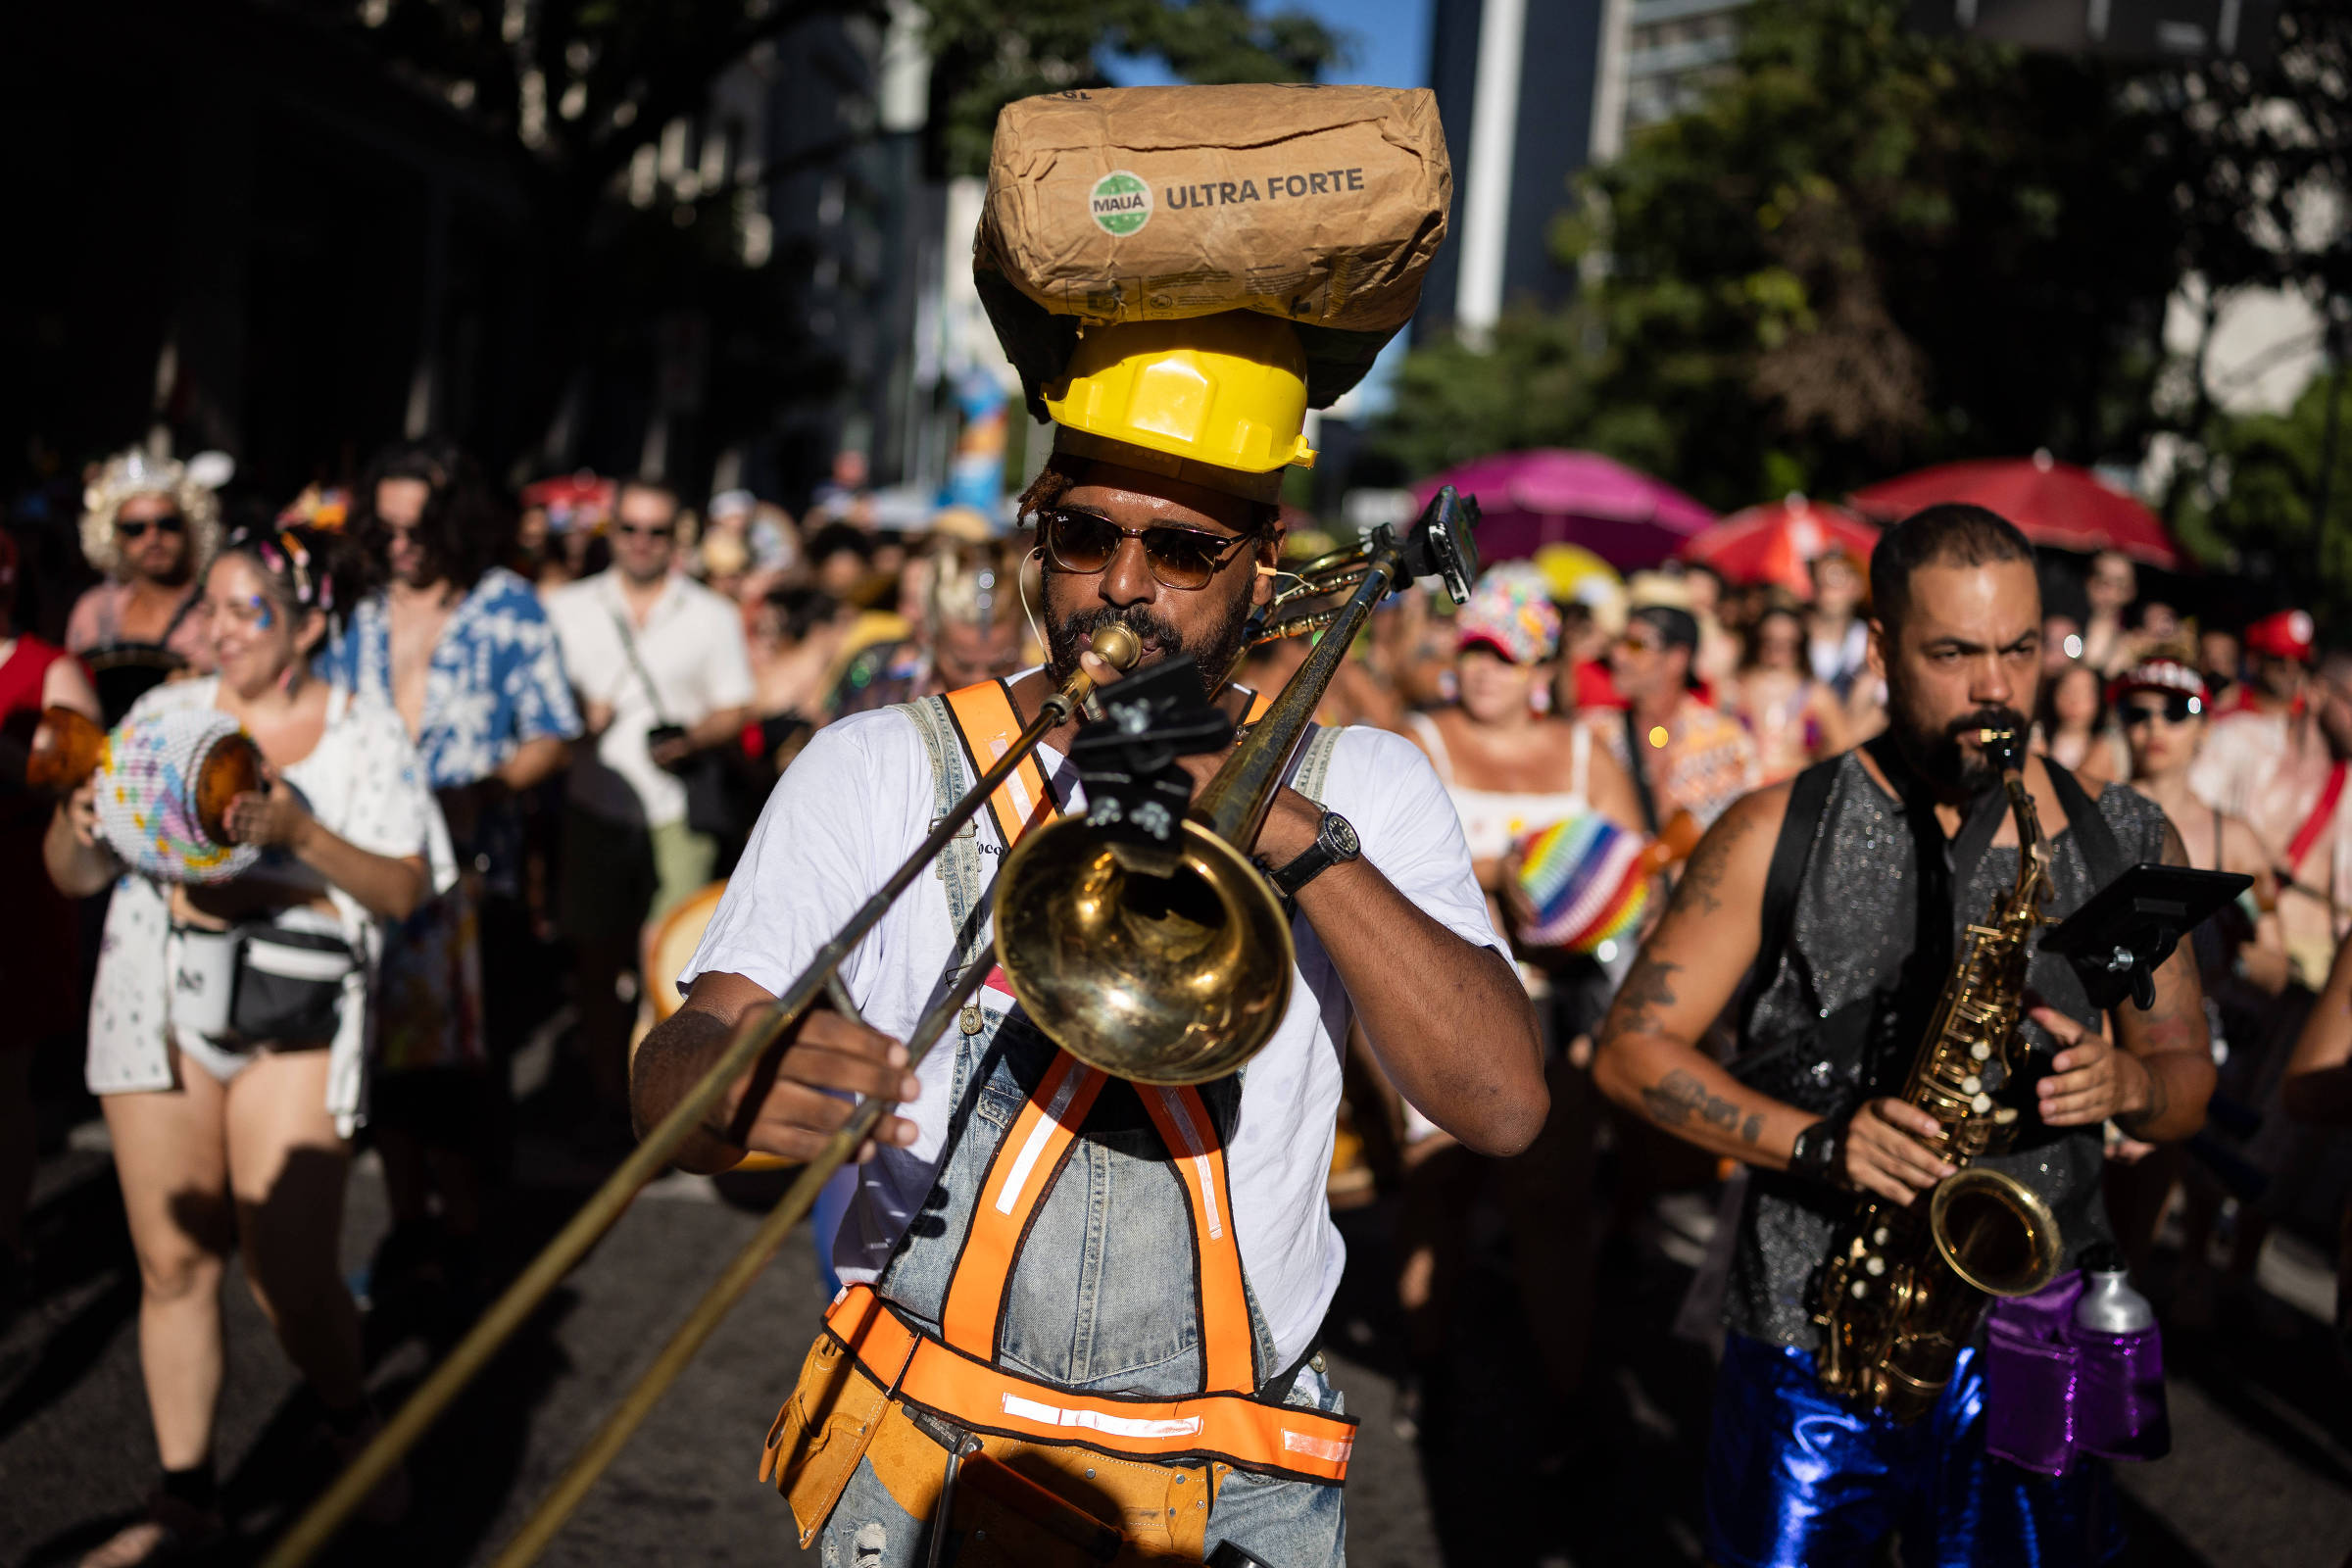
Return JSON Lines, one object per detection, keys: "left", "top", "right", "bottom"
{"left": 1325, "top": 814, "right": 1360, "bottom": 858}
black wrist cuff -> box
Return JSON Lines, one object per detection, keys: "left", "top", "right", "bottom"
{"left": 1789, "top": 1111, "right": 1851, "bottom": 1189}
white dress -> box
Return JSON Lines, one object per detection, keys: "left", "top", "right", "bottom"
{"left": 82, "top": 678, "right": 457, "bottom": 1135}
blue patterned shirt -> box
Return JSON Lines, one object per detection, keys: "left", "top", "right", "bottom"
{"left": 326, "top": 565, "right": 582, "bottom": 790}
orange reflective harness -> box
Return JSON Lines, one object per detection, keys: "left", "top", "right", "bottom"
{"left": 762, "top": 677, "right": 1353, "bottom": 1551}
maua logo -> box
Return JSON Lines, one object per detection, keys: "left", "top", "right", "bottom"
{"left": 1089, "top": 171, "right": 1152, "bottom": 236}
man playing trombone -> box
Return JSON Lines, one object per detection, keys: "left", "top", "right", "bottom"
{"left": 630, "top": 310, "right": 1545, "bottom": 1566}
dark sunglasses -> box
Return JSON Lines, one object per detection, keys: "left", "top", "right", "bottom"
{"left": 615, "top": 522, "right": 675, "bottom": 541}
{"left": 1036, "top": 509, "right": 1254, "bottom": 591}
{"left": 2120, "top": 694, "right": 2202, "bottom": 727}
{"left": 116, "top": 514, "right": 188, "bottom": 540}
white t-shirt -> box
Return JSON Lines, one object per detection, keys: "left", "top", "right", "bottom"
{"left": 84, "top": 678, "right": 458, "bottom": 1134}
{"left": 681, "top": 702, "right": 1507, "bottom": 1368}
{"left": 546, "top": 569, "right": 756, "bottom": 827}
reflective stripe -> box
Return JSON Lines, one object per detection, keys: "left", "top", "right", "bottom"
{"left": 825, "top": 1286, "right": 1356, "bottom": 1484}
{"left": 1282, "top": 1428, "right": 1354, "bottom": 1464}
{"left": 1139, "top": 1086, "right": 1255, "bottom": 1393}
{"left": 1002, "top": 1394, "right": 1203, "bottom": 1440}
{"left": 939, "top": 1053, "right": 1105, "bottom": 1356}
{"left": 1152, "top": 1087, "right": 1224, "bottom": 1242}
{"left": 941, "top": 681, "right": 1055, "bottom": 851}
{"left": 994, "top": 1057, "right": 1093, "bottom": 1216}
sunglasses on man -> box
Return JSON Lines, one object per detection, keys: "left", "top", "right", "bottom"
{"left": 116, "top": 514, "right": 188, "bottom": 540}
{"left": 614, "top": 522, "right": 675, "bottom": 541}
{"left": 1035, "top": 509, "right": 1255, "bottom": 592}
{"left": 2119, "top": 694, "right": 2203, "bottom": 728}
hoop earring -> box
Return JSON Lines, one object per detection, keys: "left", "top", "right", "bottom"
{"left": 1530, "top": 681, "right": 1553, "bottom": 715}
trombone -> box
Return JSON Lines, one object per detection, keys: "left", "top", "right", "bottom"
{"left": 265, "top": 489, "right": 1477, "bottom": 1567}
{"left": 260, "top": 624, "right": 1140, "bottom": 1568}
{"left": 996, "top": 489, "right": 1479, "bottom": 1084}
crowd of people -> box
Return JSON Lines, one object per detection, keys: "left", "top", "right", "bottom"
{"left": 5, "top": 425, "right": 2352, "bottom": 1565}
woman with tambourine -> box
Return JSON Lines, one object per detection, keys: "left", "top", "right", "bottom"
{"left": 44, "top": 524, "right": 454, "bottom": 1566}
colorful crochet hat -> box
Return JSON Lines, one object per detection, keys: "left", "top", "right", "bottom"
{"left": 1456, "top": 564, "right": 1561, "bottom": 664}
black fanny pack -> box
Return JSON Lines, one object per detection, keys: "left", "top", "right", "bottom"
{"left": 231, "top": 924, "right": 358, "bottom": 1044}
{"left": 173, "top": 921, "right": 359, "bottom": 1048}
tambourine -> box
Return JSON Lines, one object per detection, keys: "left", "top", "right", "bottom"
{"left": 1513, "top": 808, "right": 1702, "bottom": 955}
{"left": 28, "top": 705, "right": 265, "bottom": 884}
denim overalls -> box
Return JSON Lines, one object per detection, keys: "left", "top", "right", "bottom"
{"left": 767, "top": 681, "right": 1355, "bottom": 1567}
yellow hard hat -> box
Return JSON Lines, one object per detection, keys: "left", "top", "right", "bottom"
{"left": 1046, "top": 313, "right": 1316, "bottom": 503}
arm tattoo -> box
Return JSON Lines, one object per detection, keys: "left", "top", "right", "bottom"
{"left": 1642, "top": 1067, "right": 1740, "bottom": 1131}
{"left": 1669, "top": 808, "right": 1754, "bottom": 919}
{"left": 1741, "top": 1111, "right": 1764, "bottom": 1143}
{"left": 1604, "top": 958, "right": 1683, "bottom": 1041}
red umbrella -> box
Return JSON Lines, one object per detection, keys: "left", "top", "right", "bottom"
{"left": 1678, "top": 497, "right": 1879, "bottom": 598}
{"left": 1847, "top": 453, "right": 2184, "bottom": 569}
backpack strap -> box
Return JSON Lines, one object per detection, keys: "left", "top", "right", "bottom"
{"left": 1740, "top": 756, "right": 1841, "bottom": 1042}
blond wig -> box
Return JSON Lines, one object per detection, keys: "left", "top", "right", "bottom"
{"left": 79, "top": 448, "right": 231, "bottom": 580}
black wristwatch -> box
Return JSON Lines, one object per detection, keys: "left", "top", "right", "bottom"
{"left": 1789, "top": 1116, "right": 1847, "bottom": 1189}
{"left": 1266, "top": 810, "right": 1360, "bottom": 899}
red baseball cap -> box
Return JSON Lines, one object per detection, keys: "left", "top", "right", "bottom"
{"left": 2244, "top": 609, "right": 2315, "bottom": 662}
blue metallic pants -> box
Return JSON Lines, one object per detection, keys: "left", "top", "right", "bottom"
{"left": 1702, "top": 1334, "right": 2125, "bottom": 1568}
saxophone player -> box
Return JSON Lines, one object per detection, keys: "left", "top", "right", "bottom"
{"left": 1595, "top": 505, "right": 2215, "bottom": 1568}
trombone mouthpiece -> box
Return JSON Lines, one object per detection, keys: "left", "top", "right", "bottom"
{"left": 1089, "top": 624, "right": 1144, "bottom": 672}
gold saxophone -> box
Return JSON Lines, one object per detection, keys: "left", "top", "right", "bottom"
{"left": 1814, "top": 729, "right": 2067, "bottom": 1422}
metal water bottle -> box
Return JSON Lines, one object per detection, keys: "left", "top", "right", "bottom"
{"left": 2069, "top": 1245, "right": 2169, "bottom": 1460}
{"left": 2074, "top": 1250, "right": 2157, "bottom": 1335}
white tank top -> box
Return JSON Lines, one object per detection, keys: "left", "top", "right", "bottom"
{"left": 1406, "top": 711, "right": 1591, "bottom": 859}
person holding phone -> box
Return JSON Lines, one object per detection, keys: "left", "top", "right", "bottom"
{"left": 546, "top": 479, "right": 753, "bottom": 1128}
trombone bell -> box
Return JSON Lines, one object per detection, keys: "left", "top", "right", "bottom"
{"left": 995, "top": 820, "right": 1296, "bottom": 1085}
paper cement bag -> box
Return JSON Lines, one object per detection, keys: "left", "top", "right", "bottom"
{"left": 977, "top": 84, "right": 1450, "bottom": 378}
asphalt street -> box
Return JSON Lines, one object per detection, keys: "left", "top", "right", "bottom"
{"left": 6, "top": 1106, "right": 2351, "bottom": 1568}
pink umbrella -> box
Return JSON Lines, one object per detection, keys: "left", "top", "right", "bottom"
{"left": 1414, "top": 450, "right": 1716, "bottom": 571}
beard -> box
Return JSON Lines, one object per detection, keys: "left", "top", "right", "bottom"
{"left": 1885, "top": 666, "right": 2026, "bottom": 796}
{"left": 1044, "top": 590, "right": 1257, "bottom": 706}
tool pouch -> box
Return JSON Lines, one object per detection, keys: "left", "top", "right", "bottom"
{"left": 761, "top": 1326, "right": 889, "bottom": 1547}
{"left": 935, "top": 1434, "right": 1211, "bottom": 1567}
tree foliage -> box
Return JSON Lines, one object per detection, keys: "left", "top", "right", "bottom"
{"left": 1374, "top": 0, "right": 2349, "bottom": 518}
{"left": 920, "top": 0, "right": 1342, "bottom": 176}
{"left": 2176, "top": 368, "right": 2352, "bottom": 610}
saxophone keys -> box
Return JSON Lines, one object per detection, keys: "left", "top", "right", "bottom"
{"left": 1962, "top": 1074, "right": 1984, "bottom": 1096}
{"left": 1873, "top": 1226, "right": 1890, "bottom": 1247}
{"left": 1971, "top": 1042, "right": 1992, "bottom": 1060}
{"left": 1972, "top": 1092, "right": 1993, "bottom": 1113}
{"left": 1992, "top": 1105, "right": 2020, "bottom": 1124}
{"left": 1865, "top": 1255, "right": 1886, "bottom": 1277}
{"left": 1851, "top": 1280, "right": 1870, "bottom": 1298}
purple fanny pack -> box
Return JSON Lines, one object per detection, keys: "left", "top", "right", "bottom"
{"left": 1984, "top": 1270, "right": 2170, "bottom": 1477}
